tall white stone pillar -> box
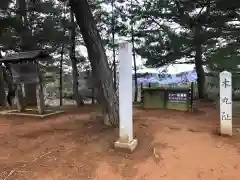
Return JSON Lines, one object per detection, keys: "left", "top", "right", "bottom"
{"left": 114, "top": 41, "right": 138, "bottom": 152}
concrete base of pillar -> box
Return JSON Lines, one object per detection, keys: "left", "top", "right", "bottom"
{"left": 216, "top": 127, "right": 232, "bottom": 137}
{"left": 114, "top": 138, "right": 138, "bottom": 153}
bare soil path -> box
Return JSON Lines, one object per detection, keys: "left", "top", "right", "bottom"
{"left": 0, "top": 104, "right": 239, "bottom": 180}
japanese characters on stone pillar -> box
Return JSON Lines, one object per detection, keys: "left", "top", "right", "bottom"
{"left": 114, "top": 41, "right": 138, "bottom": 152}
{"left": 219, "top": 71, "right": 232, "bottom": 136}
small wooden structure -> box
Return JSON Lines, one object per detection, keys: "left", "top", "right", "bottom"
{"left": 0, "top": 50, "right": 50, "bottom": 114}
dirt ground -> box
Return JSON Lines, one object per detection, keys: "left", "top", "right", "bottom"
{"left": 0, "top": 104, "right": 239, "bottom": 180}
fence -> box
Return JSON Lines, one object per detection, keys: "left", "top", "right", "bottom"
{"left": 132, "top": 71, "right": 240, "bottom": 104}
{"left": 132, "top": 81, "right": 197, "bottom": 103}
{"left": 141, "top": 86, "right": 193, "bottom": 111}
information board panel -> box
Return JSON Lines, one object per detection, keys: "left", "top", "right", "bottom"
{"left": 168, "top": 92, "right": 188, "bottom": 102}
{"left": 11, "top": 63, "right": 39, "bottom": 84}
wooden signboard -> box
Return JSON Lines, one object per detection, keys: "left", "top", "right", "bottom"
{"left": 10, "top": 63, "right": 39, "bottom": 84}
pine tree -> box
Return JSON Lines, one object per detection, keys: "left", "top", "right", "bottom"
{"left": 133, "top": 0, "right": 240, "bottom": 98}
{"left": 69, "top": 0, "right": 119, "bottom": 126}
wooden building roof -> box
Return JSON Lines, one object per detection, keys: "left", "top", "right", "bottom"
{"left": 0, "top": 50, "right": 50, "bottom": 63}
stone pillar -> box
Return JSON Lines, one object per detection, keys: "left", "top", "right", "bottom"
{"left": 114, "top": 41, "right": 138, "bottom": 152}
{"left": 219, "top": 71, "right": 232, "bottom": 136}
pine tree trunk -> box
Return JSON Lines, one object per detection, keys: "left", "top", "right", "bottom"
{"left": 131, "top": 26, "right": 138, "bottom": 103}
{"left": 194, "top": 26, "right": 205, "bottom": 99}
{"left": 15, "top": 84, "right": 24, "bottom": 112}
{"left": 130, "top": 0, "right": 138, "bottom": 103}
{"left": 36, "top": 65, "right": 45, "bottom": 114}
{"left": 72, "top": 57, "right": 84, "bottom": 106}
{"left": 111, "top": 0, "right": 117, "bottom": 90}
{"left": 36, "top": 83, "right": 45, "bottom": 114}
{"left": 0, "top": 66, "right": 6, "bottom": 106}
{"left": 69, "top": 0, "right": 119, "bottom": 126}
{"left": 59, "top": 44, "right": 64, "bottom": 106}
{"left": 17, "top": 0, "right": 35, "bottom": 50}
{"left": 195, "top": 44, "right": 205, "bottom": 99}
{"left": 70, "top": 10, "right": 84, "bottom": 107}
{"left": 2, "top": 65, "right": 15, "bottom": 107}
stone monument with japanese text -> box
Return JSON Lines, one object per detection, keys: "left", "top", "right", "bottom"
{"left": 219, "top": 71, "right": 232, "bottom": 136}
{"left": 114, "top": 41, "right": 138, "bottom": 152}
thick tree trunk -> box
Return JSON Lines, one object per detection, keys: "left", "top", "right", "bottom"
{"left": 69, "top": 0, "right": 119, "bottom": 126}
{"left": 0, "top": 54, "right": 5, "bottom": 106}
{"left": 2, "top": 65, "right": 15, "bottom": 107}
{"left": 0, "top": 66, "right": 6, "bottom": 106}
{"left": 194, "top": 26, "right": 205, "bottom": 99}
{"left": 195, "top": 44, "right": 205, "bottom": 99}
{"left": 70, "top": 10, "right": 84, "bottom": 107}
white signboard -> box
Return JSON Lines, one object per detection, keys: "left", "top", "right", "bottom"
{"left": 219, "top": 71, "right": 232, "bottom": 136}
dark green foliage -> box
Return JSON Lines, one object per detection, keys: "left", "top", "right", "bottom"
{"left": 1, "top": 0, "right": 240, "bottom": 73}
{"left": 0, "top": 0, "right": 70, "bottom": 52}
{"left": 126, "top": 0, "right": 240, "bottom": 71}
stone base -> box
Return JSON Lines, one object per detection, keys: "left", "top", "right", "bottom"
{"left": 216, "top": 127, "right": 234, "bottom": 137}
{"left": 114, "top": 138, "right": 138, "bottom": 153}
{"left": 0, "top": 109, "right": 64, "bottom": 119}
